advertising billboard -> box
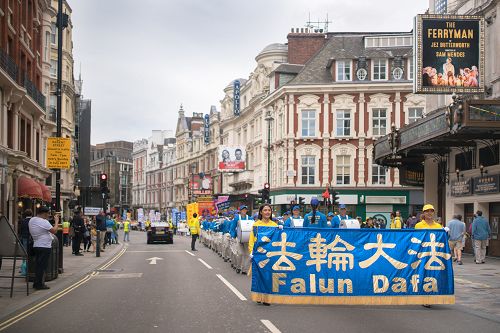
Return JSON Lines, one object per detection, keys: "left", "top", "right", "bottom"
{"left": 414, "top": 14, "right": 485, "bottom": 94}
{"left": 218, "top": 146, "right": 246, "bottom": 172}
{"left": 188, "top": 174, "right": 213, "bottom": 195}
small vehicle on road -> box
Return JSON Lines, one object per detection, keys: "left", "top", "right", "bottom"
{"left": 147, "top": 222, "right": 174, "bottom": 244}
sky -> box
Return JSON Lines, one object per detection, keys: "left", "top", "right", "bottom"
{"left": 70, "top": 0, "right": 429, "bottom": 145}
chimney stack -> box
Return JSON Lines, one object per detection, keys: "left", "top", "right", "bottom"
{"left": 287, "top": 28, "right": 327, "bottom": 65}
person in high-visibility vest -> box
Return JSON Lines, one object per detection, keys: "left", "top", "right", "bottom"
{"left": 123, "top": 220, "right": 131, "bottom": 242}
{"left": 62, "top": 220, "right": 70, "bottom": 246}
{"left": 189, "top": 213, "right": 200, "bottom": 251}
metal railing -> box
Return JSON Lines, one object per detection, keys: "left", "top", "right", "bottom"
{"left": 23, "top": 73, "right": 46, "bottom": 110}
{"left": 0, "top": 48, "right": 19, "bottom": 82}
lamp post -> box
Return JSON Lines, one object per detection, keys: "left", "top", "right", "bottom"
{"left": 265, "top": 110, "right": 274, "bottom": 185}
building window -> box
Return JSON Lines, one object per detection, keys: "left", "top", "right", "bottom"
{"left": 372, "top": 59, "right": 387, "bottom": 80}
{"left": 408, "top": 107, "right": 423, "bottom": 123}
{"left": 50, "top": 60, "right": 57, "bottom": 77}
{"left": 336, "top": 155, "right": 350, "bottom": 185}
{"left": 336, "top": 60, "right": 351, "bottom": 81}
{"left": 372, "top": 164, "right": 387, "bottom": 185}
{"left": 301, "top": 110, "right": 316, "bottom": 137}
{"left": 301, "top": 155, "right": 315, "bottom": 185}
{"left": 336, "top": 110, "right": 351, "bottom": 136}
{"left": 50, "top": 23, "right": 56, "bottom": 45}
{"left": 372, "top": 108, "right": 387, "bottom": 136}
{"left": 408, "top": 57, "right": 414, "bottom": 80}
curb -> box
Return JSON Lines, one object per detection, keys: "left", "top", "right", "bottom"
{"left": 0, "top": 242, "right": 125, "bottom": 322}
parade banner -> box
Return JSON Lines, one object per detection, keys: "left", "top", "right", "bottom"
{"left": 218, "top": 146, "right": 246, "bottom": 172}
{"left": 251, "top": 228, "right": 454, "bottom": 305}
{"left": 415, "top": 14, "right": 485, "bottom": 94}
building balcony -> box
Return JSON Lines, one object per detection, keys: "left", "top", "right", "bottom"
{"left": 173, "top": 178, "right": 185, "bottom": 186}
{"left": 0, "top": 47, "right": 19, "bottom": 82}
{"left": 24, "top": 73, "right": 46, "bottom": 110}
{"left": 228, "top": 170, "right": 254, "bottom": 188}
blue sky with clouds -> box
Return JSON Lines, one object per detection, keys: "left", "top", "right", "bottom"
{"left": 70, "top": 0, "right": 428, "bottom": 144}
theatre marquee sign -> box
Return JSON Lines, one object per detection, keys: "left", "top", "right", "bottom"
{"left": 414, "top": 14, "right": 485, "bottom": 94}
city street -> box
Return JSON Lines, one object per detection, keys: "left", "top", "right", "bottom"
{"left": 0, "top": 231, "right": 499, "bottom": 333}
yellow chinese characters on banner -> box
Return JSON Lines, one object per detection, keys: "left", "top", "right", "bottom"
{"left": 47, "top": 137, "right": 71, "bottom": 169}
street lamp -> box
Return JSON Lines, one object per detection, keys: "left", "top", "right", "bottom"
{"left": 265, "top": 110, "right": 274, "bottom": 185}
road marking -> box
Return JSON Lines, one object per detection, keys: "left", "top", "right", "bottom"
{"left": 0, "top": 274, "right": 92, "bottom": 331}
{"left": 185, "top": 250, "right": 195, "bottom": 256}
{"left": 216, "top": 274, "right": 247, "bottom": 301}
{"left": 0, "top": 245, "right": 127, "bottom": 331}
{"left": 127, "top": 250, "right": 185, "bottom": 253}
{"left": 94, "top": 273, "right": 143, "bottom": 279}
{"left": 455, "top": 277, "right": 491, "bottom": 288}
{"left": 261, "top": 320, "right": 281, "bottom": 333}
{"left": 147, "top": 257, "right": 163, "bottom": 265}
{"left": 198, "top": 258, "right": 213, "bottom": 269}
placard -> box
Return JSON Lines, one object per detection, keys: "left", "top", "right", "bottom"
{"left": 47, "top": 137, "right": 71, "bottom": 169}
{"left": 450, "top": 178, "right": 472, "bottom": 197}
{"left": 473, "top": 174, "right": 499, "bottom": 195}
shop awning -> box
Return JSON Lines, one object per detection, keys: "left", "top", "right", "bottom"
{"left": 37, "top": 181, "right": 52, "bottom": 202}
{"left": 17, "top": 176, "right": 43, "bottom": 199}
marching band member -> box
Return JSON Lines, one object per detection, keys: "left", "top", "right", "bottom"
{"left": 284, "top": 205, "right": 303, "bottom": 227}
{"left": 232, "top": 205, "right": 253, "bottom": 274}
{"left": 303, "top": 198, "right": 327, "bottom": 228}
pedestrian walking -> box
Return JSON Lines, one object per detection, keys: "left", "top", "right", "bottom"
{"left": 83, "top": 217, "right": 92, "bottom": 252}
{"left": 28, "top": 206, "right": 59, "bottom": 290}
{"left": 189, "top": 213, "right": 200, "bottom": 251}
{"left": 446, "top": 214, "right": 465, "bottom": 265}
{"left": 96, "top": 211, "right": 107, "bottom": 251}
{"left": 123, "top": 220, "right": 130, "bottom": 242}
{"left": 105, "top": 214, "right": 114, "bottom": 246}
{"left": 472, "top": 211, "right": 491, "bottom": 264}
{"left": 62, "top": 219, "right": 70, "bottom": 246}
{"left": 71, "top": 210, "right": 85, "bottom": 256}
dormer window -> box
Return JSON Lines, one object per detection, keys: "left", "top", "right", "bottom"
{"left": 336, "top": 60, "right": 351, "bottom": 81}
{"left": 372, "top": 59, "right": 387, "bottom": 81}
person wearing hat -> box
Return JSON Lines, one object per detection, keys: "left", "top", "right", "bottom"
{"left": 284, "top": 205, "right": 303, "bottom": 227}
{"left": 303, "top": 198, "right": 328, "bottom": 228}
{"left": 230, "top": 205, "right": 253, "bottom": 274}
{"left": 28, "top": 206, "right": 60, "bottom": 290}
{"left": 326, "top": 212, "right": 335, "bottom": 227}
{"left": 415, "top": 204, "right": 442, "bottom": 229}
{"left": 331, "top": 204, "right": 350, "bottom": 228}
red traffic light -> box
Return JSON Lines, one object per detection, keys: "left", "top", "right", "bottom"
{"left": 100, "top": 173, "right": 107, "bottom": 181}
{"left": 264, "top": 182, "right": 270, "bottom": 189}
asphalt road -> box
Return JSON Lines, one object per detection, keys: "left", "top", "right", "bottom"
{"left": 2, "top": 231, "right": 499, "bottom": 333}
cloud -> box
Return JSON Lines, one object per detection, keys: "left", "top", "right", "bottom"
{"left": 70, "top": 0, "right": 428, "bottom": 144}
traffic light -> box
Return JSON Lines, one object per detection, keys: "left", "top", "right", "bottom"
{"left": 332, "top": 191, "right": 340, "bottom": 205}
{"left": 298, "top": 196, "right": 305, "bottom": 205}
{"left": 263, "top": 183, "right": 270, "bottom": 203}
{"left": 100, "top": 173, "right": 108, "bottom": 195}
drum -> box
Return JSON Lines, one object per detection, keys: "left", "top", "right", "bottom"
{"left": 291, "top": 218, "right": 304, "bottom": 228}
{"left": 237, "top": 219, "right": 254, "bottom": 243}
{"left": 340, "top": 219, "right": 361, "bottom": 229}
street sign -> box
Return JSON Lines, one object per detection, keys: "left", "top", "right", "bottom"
{"left": 47, "top": 137, "right": 71, "bottom": 169}
{"left": 146, "top": 257, "right": 163, "bottom": 265}
{"left": 84, "top": 207, "right": 101, "bottom": 216}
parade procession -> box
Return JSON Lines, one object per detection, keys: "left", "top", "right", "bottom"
{"left": 1, "top": 0, "right": 500, "bottom": 332}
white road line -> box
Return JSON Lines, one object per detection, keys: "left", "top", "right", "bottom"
{"left": 127, "top": 250, "right": 186, "bottom": 253}
{"left": 261, "top": 320, "right": 282, "bottom": 333}
{"left": 216, "top": 274, "right": 247, "bottom": 301}
{"left": 197, "top": 258, "right": 213, "bottom": 269}
{"left": 185, "top": 250, "right": 195, "bottom": 256}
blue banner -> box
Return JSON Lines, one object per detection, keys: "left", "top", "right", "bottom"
{"left": 251, "top": 228, "right": 454, "bottom": 305}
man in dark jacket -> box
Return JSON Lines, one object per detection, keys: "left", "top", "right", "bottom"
{"left": 95, "top": 211, "right": 107, "bottom": 250}
{"left": 71, "top": 210, "right": 85, "bottom": 256}
{"left": 19, "top": 209, "right": 33, "bottom": 251}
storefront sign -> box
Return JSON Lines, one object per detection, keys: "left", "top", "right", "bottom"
{"left": 450, "top": 178, "right": 472, "bottom": 197}
{"left": 233, "top": 80, "right": 241, "bottom": 116}
{"left": 251, "top": 227, "right": 454, "bottom": 305}
{"left": 400, "top": 165, "right": 425, "bottom": 186}
{"left": 414, "top": 14, "right": 485, "bottom": 94}
{"left": 473, "top": 174, "right": 499, "bottom": 195}
{"left": 204, "top": 114, "right": 210, "bottom": 144}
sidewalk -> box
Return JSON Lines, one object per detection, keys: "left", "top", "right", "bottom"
{"left": 0, "top": 234, "right": 125, "bottom": 319}
{"left": 453, "top": 253, "right": 500, "bottom": 320}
